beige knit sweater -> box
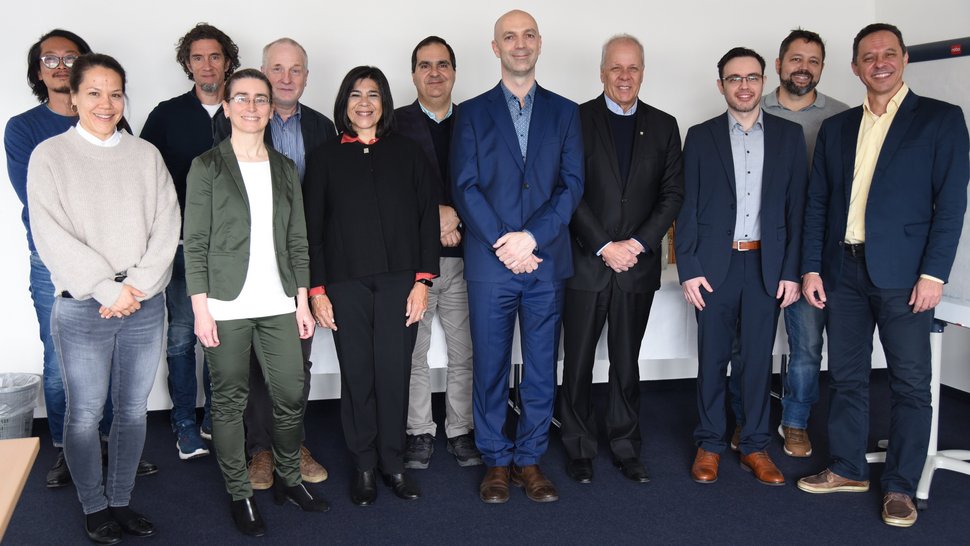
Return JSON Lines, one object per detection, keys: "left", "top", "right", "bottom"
{"left": 27, "top": 129, "right": 181, "bottom": 307}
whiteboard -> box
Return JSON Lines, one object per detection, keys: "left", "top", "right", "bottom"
{"left": 904, "top": 40, "right": 970, "bottom": 326}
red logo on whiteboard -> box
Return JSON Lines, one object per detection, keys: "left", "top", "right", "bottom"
{"left": 951, "top": 44, "right": 962, "bottom": 55}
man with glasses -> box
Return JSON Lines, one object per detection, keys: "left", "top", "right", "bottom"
{"left": 213, "top": 37, "right": 336, "bottom": 490}
{"left": 675, "top": 47, "right": 806, "bottom": 487}
{"left": 5, "top": 28, "right": 158, "bottom": 489}
{"left": 727, "top": 29, "right": 850, "bottom": 457}
{"left": 394, "top": 36, "right": 482, "bottom": 471}
{"left": 141, "top": 22, "right": 240, "bottom": 461}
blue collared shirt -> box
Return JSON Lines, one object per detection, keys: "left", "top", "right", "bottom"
{"left": 604, "top": 94, "right": 637, "bottom": 116}
{"left": 418, "top": 101, "right": 454, "bottom": 123}
{"left": 728, "top": 110, "right": 764, "bottom": 241}
{"left": 501, "top": 81, "right": 536, "bottom": 161}
{"left": 270, "top": 105, "right": 306, "bottom": 182}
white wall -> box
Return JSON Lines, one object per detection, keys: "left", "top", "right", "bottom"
{"left": 6, "top": 0, "right": 968, "bottom": 411}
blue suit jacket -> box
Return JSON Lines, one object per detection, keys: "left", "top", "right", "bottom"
{"left": 802, "top": 91, "right": 969, "bottom": 289}
{"left": 451, "top": 83, "right": 584, "bottom": 282}
{"left": 675, "top": 112, "right": 808, "bottom": 295}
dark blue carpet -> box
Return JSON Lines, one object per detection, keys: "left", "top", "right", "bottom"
{"left": 6, "top": 371, "right": 970, "bottom": 544}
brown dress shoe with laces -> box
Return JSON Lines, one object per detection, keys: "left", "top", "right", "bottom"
{"left": 691, "top": 448, "right": 720, "bottom": 483}
{"left": 510, "top": 464, "right": 559, "bottom": 502}
{"left": 740, "top": 451, "right": 785, "bottom": 485}
{"left": 882, "top": 492, "right": 918, "bottom": 527}
{"left": 248, "top": 450, "right": 274, "bottom": 490}
{"left": 479, "top": 466, "right": 510, "bottom": 504}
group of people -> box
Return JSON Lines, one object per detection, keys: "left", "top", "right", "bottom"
{"left": 4, "top": 8, "right": 967, "bottom": 544}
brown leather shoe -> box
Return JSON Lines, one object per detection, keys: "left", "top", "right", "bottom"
{"left": 300, "top": 445, "right": 328, "bottom": 483}
{"left": 248, "top": 450, "right": 274, "bottom": 490}
{"left": 740, "top": 451, "right": 785, "bottom": 485}
{"left": 691, "top": 448, "right": 720, "bottom": 483}
{"left": 778, "top": 425, "right": 812, "bottom": 457}
{"left": 479, "top": 466, "right": 510, "bottom": 504}
{"left": 882, "top": 492, "right": 918, "bottom": 527}
{"left": 510, "top": 464, "right": 559, "bottom": 502}
{"left": 797, "top": 468, "right": 869, "bottom": 493}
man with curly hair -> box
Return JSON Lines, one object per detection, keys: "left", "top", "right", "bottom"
{"left": 141, "top": 22, "right": 241, "bottom": 461}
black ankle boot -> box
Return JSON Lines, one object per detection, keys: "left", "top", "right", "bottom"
{"left": 272, "top": 473, "right": 330, "bottom": 512}
{"left": 230, "top": 496, "right": 266, "bottom": 537}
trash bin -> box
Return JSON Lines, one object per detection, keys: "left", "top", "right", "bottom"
{"left": 0, "top": 373, "right": 42, "bottom": 440}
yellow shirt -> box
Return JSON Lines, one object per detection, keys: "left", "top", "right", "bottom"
{"left": 845, "top": 83, "right": 909, "bottom": 244}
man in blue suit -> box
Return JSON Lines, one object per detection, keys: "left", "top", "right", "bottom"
{"left": 797, "top": 23, "right": 969, "bottom": 528}
{"left": 675, "top": 47, "right": 806, "bottom": 487}
{"left": 452, "top": 9, "right": 584, "bottom": 504}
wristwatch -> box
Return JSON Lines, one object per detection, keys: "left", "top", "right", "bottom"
{"left": 416, "top": 278, "right": 433, "bottom": 288}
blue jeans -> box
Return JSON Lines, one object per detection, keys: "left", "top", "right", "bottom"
{"left": 779, "top": 297, "right": 825, "bottom": 429}
{"left": 29, "top": 252, "right": 111, "bottom": 446}
{"left": 165, "top": 246, "right": 211, "bottom": 428}
{"left": 728, "top": 298, "right": 825, "bottom": 430}
{"left": 52, "top": 294, "right": 164, "bottom": 514}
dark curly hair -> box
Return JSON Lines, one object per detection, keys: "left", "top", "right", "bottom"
{"left": 27, "top": 29, "right": 91, "bottom": 102}
{"left": 174, "top": 22, "right": 240, "bottom": 82}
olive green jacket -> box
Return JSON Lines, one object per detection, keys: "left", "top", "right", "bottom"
{"left": 183, "top": 138, "right": 309, "bottom": 300}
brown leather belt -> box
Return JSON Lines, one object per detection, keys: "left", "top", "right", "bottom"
{"left": 732, "top": 240, "right": 761, "bottom": 251}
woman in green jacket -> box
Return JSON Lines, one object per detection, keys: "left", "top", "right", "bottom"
{"left": 183, "top": 69, "right": 327, "bottom": 537}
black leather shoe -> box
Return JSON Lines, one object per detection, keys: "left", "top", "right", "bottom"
{"left": 85, "top": 509, "right": 122, "bottom": 545}
{"left": 47, "top": 449, "right": 72, "bottom": 488}
{"left": 351, "top": 469, "right": 377, "bottom": 506}
{"left": 109, "top": 506, "right": 155, "bottom": 536}
{"left": 230, "top": 496, "right": 266, "bottom": 537}
{"left": 614, "top": 457, "right": 650, "bottom": 483}
{"left": 566, "top": 458, "right": 593, "bottom": 483}
{"left": 136, "top": 459, "right": 159, "bottom": 477}
{"left": 382, "top": 472, "right": 421, "bottom": 500}
{"left": 272, "top": 473, "right": 330, "bottom": 512}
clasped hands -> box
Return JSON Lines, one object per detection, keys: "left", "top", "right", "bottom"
{"left": 601, "top": 240, "right": 643, "bottom": 272}
{"left": 99, "top": 284, "right": 144, "bottom": 319}
{"left": 494, "top": 231, "right": 541, "bottom": 274}
{"left": 440, "top": 205, "right": 462, "bottom": 248}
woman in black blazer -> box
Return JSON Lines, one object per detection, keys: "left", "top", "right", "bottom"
{"left": 303, "top": 66, "right": 439, "bottom": 505}
{"left": 183, "top": 69, "right": 328, "bottom": 537}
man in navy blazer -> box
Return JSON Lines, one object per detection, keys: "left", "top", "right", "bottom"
{"left": 797, "top": 24, "right": 969, "bottom": 528}
{"left": 452, "top": 9, "right": 584, "bottom": 504}
{"left": 675, "top": 47, "right": 806, "bottom": 487}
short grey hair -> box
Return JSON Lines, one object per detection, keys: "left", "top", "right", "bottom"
{"left": 261, "top": 37, "right": 309, "bottom": 69}
{"left": 600, "top": 34, "right": 644, "bottom": 69}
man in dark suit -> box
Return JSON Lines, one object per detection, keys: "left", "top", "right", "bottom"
{"left": 452, "top": 9, "right": 584, "bottom": 504}
{"left": 396, "top": 36, "right": 482, "bottom": 471}
{"left": 221, "top": 38, "right": 337, "bottom": 491}
{"left": 797, "top": 23, "right": 969, "bottom": 528}
{"left": 559, "top": 34, "right": 684, "bottom": 485}
{"left": 675, "top": 47, "right": 806, "bottom": 487}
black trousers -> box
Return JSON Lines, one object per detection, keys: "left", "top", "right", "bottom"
{"left": 244, "top": 336, "right": 313, "bottom": 457}
{"left": 559, "top": 277, "right": 655, "bottom": 460}
{"left": 328, "top": 271, "right": 417, "bottom": 474}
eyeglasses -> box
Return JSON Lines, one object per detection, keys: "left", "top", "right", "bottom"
{"left": 41, "top": 54, "right": 79, "bottom": 69}
{"left": 721, "top": 74, "right": 763, "bottom": 85}
{"left": 229, "top": 94, "right": 271, "bottom": 106}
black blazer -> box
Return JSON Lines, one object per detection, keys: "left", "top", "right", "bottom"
{"left": 568, "top": 96, "right": 684, "bottom": 293}
{"left": 213, "top": 102, "right": 337, "bottom": 159}
{"left": 303, "top": 133, "right": 440, "bottom": 288}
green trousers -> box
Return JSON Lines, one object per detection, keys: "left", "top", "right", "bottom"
{"left": 205, "top": 312, "right": 305, "bottom": 500}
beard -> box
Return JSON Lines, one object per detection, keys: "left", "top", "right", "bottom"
{"left": 199, "top": 81, "right": 221, "bottom": 94}
{"left": 781, "top": 71, "right": 818, "bottom": 97}
{"left": 49, "top": 84, "right": 70, "bottom": 95}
